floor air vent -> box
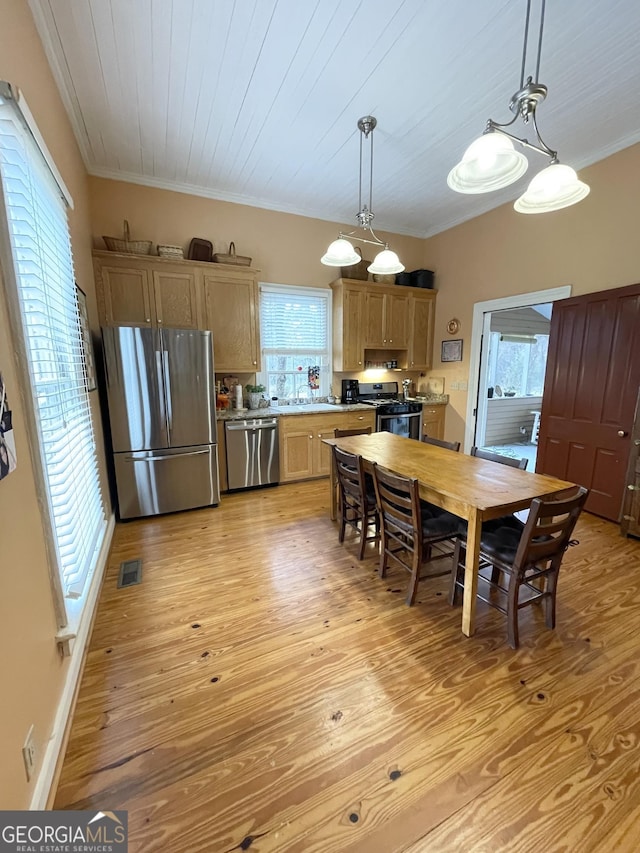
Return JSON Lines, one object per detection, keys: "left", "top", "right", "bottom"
{"left": 117, "top": 558, "right": 143, "bottom": 588}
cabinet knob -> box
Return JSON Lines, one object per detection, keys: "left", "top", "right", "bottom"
{"left": 309, "top": 435, "right": 313, "bottom": 439}
{"left": 158, "top": 319, "right": 163, "bottom": 324}
{"left": 253, "top": 360, "right": 257, "bottom": 365}
{"left": 146, "top": 317, "right": 151, "bottom": 323}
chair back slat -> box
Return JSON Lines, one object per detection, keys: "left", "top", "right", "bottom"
{"left": 422, "top": 435, "right": 461, "bottom": 452}
{"left": 471, "top": 446, "right": 528, "bottom": 470}
{"left": 513, "top": 487, "right": 589, "bottom": 571}
{"left": 334, "top": 427, "right": 372, "bottom": 437}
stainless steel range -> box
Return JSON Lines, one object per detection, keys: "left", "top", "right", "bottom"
{"left": 357, "top": 381, "right": 422, "bottom": 440}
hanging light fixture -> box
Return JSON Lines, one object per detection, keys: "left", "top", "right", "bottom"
{"left": 447, "top": 0, "right": 589, "bottom": 214}
{"left": 321, "top": 116, "right": 404, "bottom": 274}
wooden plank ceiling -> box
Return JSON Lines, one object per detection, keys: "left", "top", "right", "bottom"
{"left": 29, "top": 0, "right": 640, "bottom": 237}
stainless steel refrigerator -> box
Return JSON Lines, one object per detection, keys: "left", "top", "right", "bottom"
{"left": 102, "top": 326, "right": 220, "bottom": 519}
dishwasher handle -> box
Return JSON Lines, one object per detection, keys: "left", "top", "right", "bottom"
{"left": 226, "top": 420, "right": 278, "bottom": 431}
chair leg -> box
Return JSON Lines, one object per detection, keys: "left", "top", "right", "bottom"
{"left": 379, "top": 529, "right": 388, "bottom": 578}
{"left": 506, "top": 574, "right": 520, "bottom": 649}
{"left": 449, "top": 539, "right": 465, "bottom": 606}
{"left": 544, "top": 572, "right": 558, "bottom": 629}
{"left": 406, "top": 549, "right": 421, "bottom": 606}
{"left": 358, "top": 508, "right": 367, "bottom": 561}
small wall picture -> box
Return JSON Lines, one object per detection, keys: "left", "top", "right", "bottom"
{"left": 0, "top": 372, "right": 17, "bottom": 480}
{"left": 441, "top": 339, "right": 463, "bottom": 363}
{"left": 76, "top": 285, "right": 97, "bottom": 391}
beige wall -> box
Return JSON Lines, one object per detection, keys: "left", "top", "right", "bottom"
{"left": 422, "top": 142, "right": 640, "bottom": 442}
{"left": 0, "top": 0, "right": 109, "bottom": 808}
{"left": 89, "top": 177, "right": 427, "bottom": 288}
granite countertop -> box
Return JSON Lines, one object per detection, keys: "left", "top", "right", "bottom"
{"left": 410, "top": 394, "right": 449, "bottom": 405}
{"left": 217, "top": 402, "right": 373, "bottom": 421}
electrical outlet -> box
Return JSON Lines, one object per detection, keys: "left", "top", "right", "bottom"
{"left": 450, "top": 381, "right": 459, "bottom": 390}
{"left": 22, "top": 725, "right": 36, "bottom": 781}
{"left": 459, "top": 381, "right": 468, "bottom": 391}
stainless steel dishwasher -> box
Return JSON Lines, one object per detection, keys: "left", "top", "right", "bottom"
{"left": 225, "top": 418, "right": 280, "bottom": 490}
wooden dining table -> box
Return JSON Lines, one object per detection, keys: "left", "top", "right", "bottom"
{"left": 323, "top": 432, "right": 577, "bottom": 637}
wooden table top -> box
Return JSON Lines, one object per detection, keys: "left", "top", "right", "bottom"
{"left": 323, "top": 432, "right": 577, "bottom": 521}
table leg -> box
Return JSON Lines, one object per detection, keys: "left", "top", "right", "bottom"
{"left": 329, "top": 454, "right": 337, "bottom": 521}
{"left": 462, "top": 510, "right": 481, "bottom": 637}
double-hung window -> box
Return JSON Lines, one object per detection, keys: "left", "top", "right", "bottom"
{"left": 0, "top": 84, "right": 106, "bottom": 626}
{"left": 258, "top": 284, "right": 332, "bottom": 401}
{"left": 488, "top": 332, "right": 550, "bottom": 397}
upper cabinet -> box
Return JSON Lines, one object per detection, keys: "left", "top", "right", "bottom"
{"left": 408, "top": 291, "right": 436, "bottom": 370}
{"left": 202, "top": 273, "right": 260, "bottom": 372}
{"left": 331, "top": 278, "right": 436, "bottom": 370}
{"left": 364, "top": 289, "right": 409, "bottom": 348}
{"left": 93, "top": 251, "right": 260, "bottom": 372}
{"left": 331, "top": 281, "right": 366, "bottom": 371}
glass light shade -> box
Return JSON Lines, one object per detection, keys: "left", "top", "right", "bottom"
{"left": 367, "top": 249, "right": 404, "bottom": 275}
{"left": 321, "top": 238, "right": 360, "bottom": 266}
{"left": 514, "top": 163, "right": 590, "bottom": 214}
{"left": 447, "top": 132, "right": 529, "bottom": 193}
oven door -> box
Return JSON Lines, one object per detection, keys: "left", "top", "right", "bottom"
{"left": 377, "top": 410, "right": 422, "bottom": 440}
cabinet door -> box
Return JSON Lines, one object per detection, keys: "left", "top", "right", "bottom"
{"left": 343, "top": 286, "right": 365, "bottom": 370}
{"left": 365, "top": 291, "right": 386, "bottom": 346}
{"left": 386, "top": 293, "right": 409, "bottom": 347}
{"left": 101, "top": 266, "right": 153, "bottom": 326}
{"left": 314, "top": 424, "right": 336, "bottom": 476}
{"left": 409, "top": 294, "right": 435, "bottom": 369}
{"left": 153, "top": 270, "right": 200, "bottom": 329}
{"left": 280, "top": 425, "right": 314, "bottom": 482}
{"left": 203, "top": 276, "right": 259, "bottom": 372}
{"left": 422, "top": 406, "right": 445, "bottom": 440}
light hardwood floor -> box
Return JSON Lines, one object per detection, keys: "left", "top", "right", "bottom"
{"left": 54, "top": 480, "right": 640, "bottom": 852}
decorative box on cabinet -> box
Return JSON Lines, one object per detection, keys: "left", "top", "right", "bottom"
{"left": 279, "top": 410, "right": 375, "bottom": 483}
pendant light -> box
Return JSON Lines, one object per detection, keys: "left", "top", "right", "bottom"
{"left": 321, "top": 116, "right": 404, "bottom": 274}
{"left": 447, "top": 0, "right": 589, "bottom": 214}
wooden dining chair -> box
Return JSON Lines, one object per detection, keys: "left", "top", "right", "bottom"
{"left": 449, "top": 486, "right": 589, "bottom": 648}
{"left": 471, "top": 446, "right": 528, "bottom": 469}
{"left": 333, "top": 446, "right": 379, "bottom": 560}
{"left": 372, "top": 463, "right": 460, "bottom": 606}
{"left": 334, "top": 427, "right": 372, "bottom": 437}
{"left": 422, "top": 435, "right": 461, "bottom": 452}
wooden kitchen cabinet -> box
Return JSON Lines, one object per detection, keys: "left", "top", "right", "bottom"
{"left": 94, "top": 253, "right": 200, "bottom": 328}
{"left": 422, "top": 404, "right": 446, "bottom": 440}
{"left": 203, "top": 274, "right": 260, "bottom": 372}
{"left": 331, "top": 278, "right": 436, "bottom": 369}
{"left": 279, "top": 409, "right": 375, "bottom": 483}
{"left": 408, "top": 291, "right": 436, "bottom": 370}
{"left": 331, "top": 281, "right": 366, "bottom": 371}
{"left": 365, "top": 289, "right": 409, "bottom": 348}
{"left": 93, "top": 250, "right": 260, "bottom": 372}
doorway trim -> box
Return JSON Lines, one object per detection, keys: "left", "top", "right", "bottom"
{"left": 464, "top": 286, "right": 572, "bottom": 453}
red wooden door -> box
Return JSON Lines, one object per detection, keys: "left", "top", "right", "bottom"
{"left": 537, "top": 283, "right": 640, "bottom": 521}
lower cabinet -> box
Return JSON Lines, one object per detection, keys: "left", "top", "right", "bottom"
{"left": 422, "top": 404, "right": 446, "bottom": 441}
{"left": 279, "top": 410, "right": 376, "bottom": 483}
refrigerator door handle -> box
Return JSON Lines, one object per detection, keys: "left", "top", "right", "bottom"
{"left": 155, "top": 350, "right": 168, "bottom": 436}
{"left": 123, "top": 449, "right": 209, "bottom": 461}
{"left": 163, "top": 350, "right": 173, "bottom": 435}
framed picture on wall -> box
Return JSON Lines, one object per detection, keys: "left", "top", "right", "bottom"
{"left": 441, "top": 338, "right": 463, "bottom": 363}
{"left": 76, "top": 285, "right": 97, "bottom": 391}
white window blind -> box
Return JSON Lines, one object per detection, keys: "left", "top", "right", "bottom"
{"left": 259, "top": 285, "right": 331, "bottom": 400}
{"left": 261, "top": 287, "right": 329, "bottom": 351}
{"left": 0, "top": 101, "right": 106, "bottom": 602}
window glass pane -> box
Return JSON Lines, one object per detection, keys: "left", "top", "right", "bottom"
{"left": 259, "top": 286, "right": 331, "bottom": 399}
{"left": 491, "top": 333, "right": 549, "bottom": 396}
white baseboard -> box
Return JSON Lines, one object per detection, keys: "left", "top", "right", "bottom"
{"left": 30, "top": 512, "right": 116, "bottom": 810}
